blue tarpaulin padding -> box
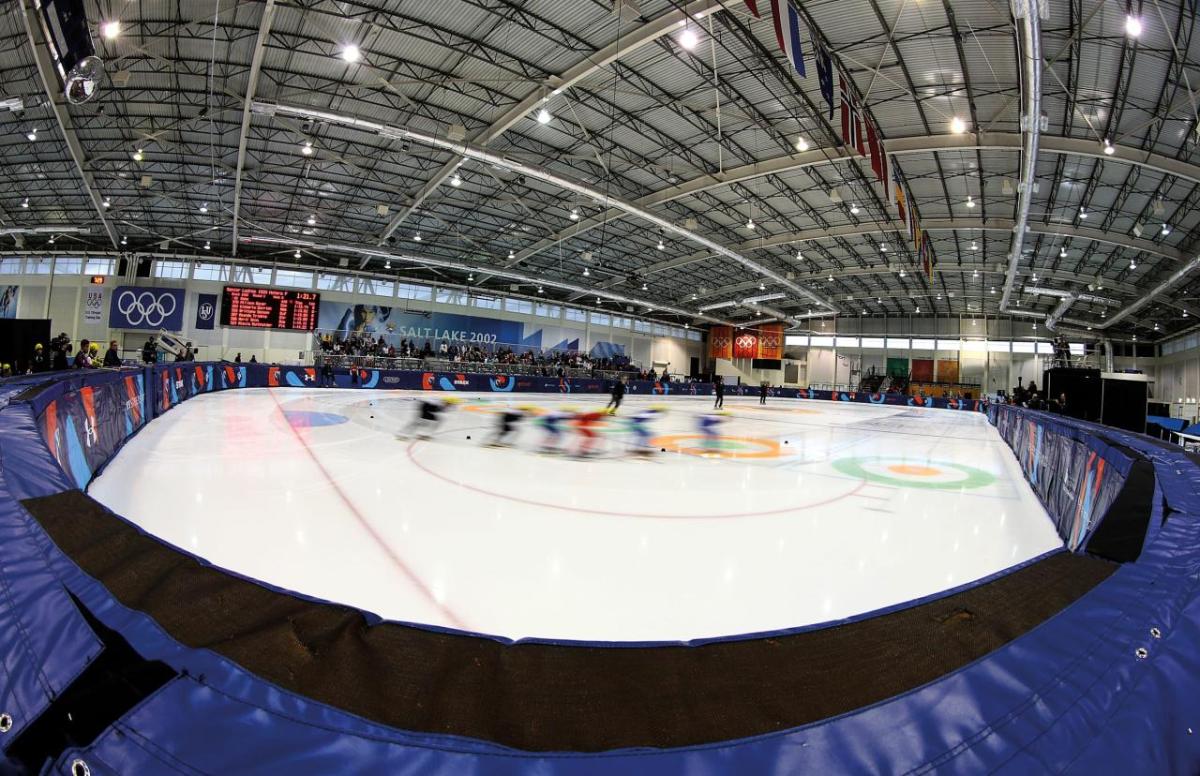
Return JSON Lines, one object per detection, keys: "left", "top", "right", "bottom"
{"left": 2, "top": 365, "right": 1200, "bottom": 773}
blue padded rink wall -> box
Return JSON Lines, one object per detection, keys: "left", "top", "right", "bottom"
{"left": 0, "top": 362, "right": 1198, "bottom": 774}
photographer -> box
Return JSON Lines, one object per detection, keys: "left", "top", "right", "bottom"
{"left": 50, "top": 333, "right": 71, "bottom": 371}
{"left": 141, "top": 337, "right": 157, "bottom": 365}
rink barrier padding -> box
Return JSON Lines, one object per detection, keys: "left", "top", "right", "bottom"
{"left": 19, "top": 489, "right": 1114, "bottom": 752}
{"left": 2, "top": 364, "right": 1200, "bottom": 773}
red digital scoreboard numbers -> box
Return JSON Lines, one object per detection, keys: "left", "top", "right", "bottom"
{"left": 220, "top": 286, "right": 320, "bottom": 331}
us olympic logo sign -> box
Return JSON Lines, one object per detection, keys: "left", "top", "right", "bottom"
{"left": 116, "top": 289, "right": 177, "bottom": 327}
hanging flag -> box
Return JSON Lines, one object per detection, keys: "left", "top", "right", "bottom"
{"left": 913, "top": 222, "right": 923, "bottom": 255}
{"left": 840, "top": 76, "right": 864, "bottom": 155}
{"left": 894, "top": 175, "right": 907, "bottom": 226}
{"left": 814, "top": 38, "right": 834, "bottom": 118}
{"left": 744, "top": 0, "right": 762, "bottom": 17}
{"left": 866, "top": 119, "right": 884, "bottom": 181}
{"left": 921, "top": 235, "right": 933, "bottom": 282}
{"left": 767, "top": 1, "right": 806, "bottom": 77}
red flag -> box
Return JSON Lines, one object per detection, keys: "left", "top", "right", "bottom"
{"left": 769, "top": 0, "right": 787, "bottom": 55}
{"left": 866, "top": 120, "right": 884, "bottom": 181}
{"left": 744, "top": 0, "right": 761, "bottom": 17}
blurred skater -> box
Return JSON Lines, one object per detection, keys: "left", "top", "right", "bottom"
{"left": 713, "top": 375, "right": 724, "bottom": 410}
{"left": 606, "top": 377, "right": 626, "bottom": 414}
{"left": 698, "top": 412, "right": 727, "bottom": 450}
{"left": 487, "top": 405, "right": 529, "bottom": 447}
{"left": 626, "top": 406, "right": 663, "bottom": 455}
{"left": 401, "top": 397, "right": 455, "bottom": 440}
{"left": 574, "top": 409, "right": 608, "bottom": 457}
{"left": 538, "top": 406, "right": 571, "bottom": 453}
{"left": 759, "top": 381, "right": 769, "bottom": 405}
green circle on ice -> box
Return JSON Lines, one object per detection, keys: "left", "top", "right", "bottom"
{"left": 832, "top": 456, "right": 997, "bottom": 490}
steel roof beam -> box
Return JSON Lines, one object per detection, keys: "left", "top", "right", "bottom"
{"left": 375, "top": 0, "right": 721, "bottom": 244}
{"left": 19, "top": 0, "right": 120, "bottom": 250}
{"left": 230, "top": 0, "right": 277, "bottom": 257}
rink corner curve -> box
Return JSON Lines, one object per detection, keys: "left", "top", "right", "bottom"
{"left": 0, "top": 364, "right": 1197, "bottom": 774}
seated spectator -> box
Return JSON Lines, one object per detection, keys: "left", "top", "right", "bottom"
{"left": 103, "top": 340, "right": 122, "bottom": 367}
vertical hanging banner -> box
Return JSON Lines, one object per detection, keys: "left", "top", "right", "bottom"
{"left": 0, "top": 285, "right": 18, "bottom": 319}
{"left": 768, "top": 0, "right": 806, "bottom": 77}
{"left": 743, "top": 0, "right": 761, "bottom": 17}
{"left": 814, "top": 39, "right": 834, "bottom": 118}
{"left": 733, "top": 329, "right": 759, "bottom": 359}
{"left": 195, "top": 293, "right": 218, "bottom": 330}
{"left": 82, "top": 288, "right": 105, "bottom": 325}
{"left": 709, "top": 326, "right": 733, "bottom": 360}
{"left": 757, "top": 323, "right": 784, "bottom": 359}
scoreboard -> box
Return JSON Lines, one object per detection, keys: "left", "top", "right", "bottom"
{"left": 220, "top": 286, "right": 320, "bottom": 331}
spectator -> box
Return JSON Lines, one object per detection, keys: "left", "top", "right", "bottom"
{"left": 141, "top": 337, "right": 157, "bottom": 365}
{"left": 249, "top": 354, "right": 258, "bottom": 363}
{"left": 234, "top": 352, "right": 242, "bottom": 363}
{"left": 31, "top": 343, "right": 49, "bottom": 373}
{"left": 74, "top": 340, "right": 94, "bottom": 369}
{"left": 103, "top": 340, "right": 121, "bottom": 367}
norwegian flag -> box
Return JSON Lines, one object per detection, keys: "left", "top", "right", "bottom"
{"left": 768, "top": 0, "right": 806, "bottom": 77}
{"left": 840, "top": 76, "right": 866, "bottom": 155}
{"left": 743, "top": 0, "right": 761, "bottom": 17}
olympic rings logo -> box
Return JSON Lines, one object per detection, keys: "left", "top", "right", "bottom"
{"left": 116, "top": 289, "right": 177, "bottom": 327}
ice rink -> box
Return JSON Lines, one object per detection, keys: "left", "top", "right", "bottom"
{"left": 89, "top": 388, "right": 1061, "bottom": 642}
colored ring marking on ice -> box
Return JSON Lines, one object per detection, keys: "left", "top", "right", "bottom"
{"left": 651, "top": 434, "right": 782, "bottom": 459}
{"left": 832, "top": 457, "right": 997, "bottom": 490}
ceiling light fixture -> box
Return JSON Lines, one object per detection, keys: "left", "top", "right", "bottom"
{"left": 537, "top": 286, "right": 544, "bottom": 294}
{"left": 101, "top": 20, "right": 120, "bottom": 40}
{"left": 306, "top": 215, "right": 316, "bottom": 225}
{"left": 468, "top": 272, "right": 474, "bottom": 282}
{"left": 413, "top": 232, "right": 422, "bottom": 242}
{"left": 204, "top": 241, "right": 211, "bottom": 250}
{"left": 1125, "top": 14, "right": 1143, "bottom": 37}
{"left": 570, "top": 208, "right": 580, "bottom": 220}
{"left": 21, "top": 198, "right": 28, "bottom": 208}
{"left": 507, "top": 250, "right": 515, "bottom": 260}
{"left": 746, "top": 217, "right": 755, "bottom": 230}
{"left": 199, "top": 203, "right": 208, "bottom": 214}
{"left": 1102, "top": 139, "right": 1115, "bottom": 156}
{"left": 102, "top": 198, "right": 110, "bottom": 209}
{"left": 965, "top": 195, "right": 975, "bottom": 208}
{"left": 48, "top": 235, "right": 55, "bottom": 244}
{"left": 294, "top": 249, "right": 301, "bottom": 259}
{"left": 641, "top": 282, "right": 648, "bottom": 291}
{"left": 849, "top": 203, "right": 860, "bottom": 215}
{"left": 301, "top": 141, "right": 313, "bottom": 156}
{"left": 120, "top": 236, "right": 127, "bottom": 245}
{"left": 950, "top": 116, "right": 966, "bottom": 134}
{"left": 26, "top": 128, "right": 37, "bottom": 141}
{"left": 1162, "top": 223, "right": 1172, "bottom": 235}
{"left": 899, "top": 268, "right": 906, "bottom": 278}
{"left": 679, "top": 27, "right": 699, "bottom": 51}
{"left": 970, "top": 240, "right": 978, "bottom": 250}
{"left": 1129, "top": 258, "right": 1137, "bottom": 270}
{"left": 657, "top": 239, "right": 665, "bottom": 250}
{"left": 795, "top": 136, "right": 809, "bottom": 152}
{"left": 341, "top": 44, "right": 361, "bottom": 63}
{"left": 385, "top": 260, "right": 391, "bottom": 269}
{"left": 1079, "top": 206, "right": 1088, "bottom": 220}
{"left": 1060, "top": 246, "right": 1067, "bottom": 258}
{"left": 450, "top": 174, "right": 462, "bottom": 187}
{"left": 133, "top": 148, "right": 144, "bottom": 161}
{"left": 583, "top": 267, "right": 590, "bottom": 277}
{"left": 537, "top": 108, "right": 552, "bottom": 124}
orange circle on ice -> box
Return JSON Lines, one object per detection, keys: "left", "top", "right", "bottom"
{"left": 651, "top": 434, "right": 782, "bottom": 459}
{"left": 886, "top": 464, "right": 942, "bottom": 477}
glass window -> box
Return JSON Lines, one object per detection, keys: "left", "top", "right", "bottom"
{"left": 357, "top": 278, "right": 394, "bottom": 297}
{"left": 809, "top": 335, "right": 834, "bottom": 347}
{"left": 1036, "top": 342, "right": 1054, "bottom": 354}
{"left": 0, "top": 258, "right": 22, "bottom": 274}
{"left": 633, "top": 320, "right": 650, "bottom": 334}
{"left": 505, "top": 298, "right": 533, "bottom": 315}
{"left": 589, "top": 312, "right": 610, "bottom": 326}
{"left": 911, "top": 338, "right": 935, "bottom": 350}
{"left": 83, "top": 258, "right": 116, "bottom": 275}
{"left": 275, "top": 268, "right": 314, "bottom": 289}
{"left": 53, "top": 257, "right": 82, "bottom": 274}
{"left": 436, "top": 288, "right": 468, "bottom": 306}
{"left": 24, "top": 258, "right": 52, "bottom": 274}
{"left": 785, "top": 335, "right": 809, "bottom": 347}
{"left": 859, "top": 337, "right": 886, "bottom": 349}
{"left": 671, "top": 327, "right": 686, "bottom": 339}
{"left": 564, "top": 307, "right": 587, "bottom": 323}
{"left": 1011, "top": 341, "right": 1036, "bottom": 353}
{"left": 317, "top": 272, "right": 350, "bottom": 291}
{"left": 397, "top": 282, "right": 432, "bottom": 301}
{"left": 935, "top": 339, "right": 960, "bottom": 351}
{"left": 194, "top": 262, "right": 230, "bottom": 282}
{"left": 652, "top": 323, "right": 669, "bottom": 336}
{"left": 153, "top": 260, "right": 189, "bottom": 279}
{"left": 535, "top": 302, "right": 560, "bottom": 318}
{"left": 687, "top": 330, "right": 702, "bottom": 341}
{"left": 612, "top": 316, "right": 632, "bottom": 329}
{"left": 987, "top": 340, "right": 1010, "bottom": 353}
{"left": 835, "top": 336, "right": 859, "bottom": 348}
{"left": 471, "top": 295, "right": 501, "bottom": 310}
{"left": 1069, "top": 343, "right": 1085, "bottom": 355}
{"left": 885, "top": 337, "right": 909, "bottom": 349}
{"left": 961, "top": 340, "right": 987, "bottom": 352}
{"left": 234, "top": 265, "right": 272, "bottom": 285}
